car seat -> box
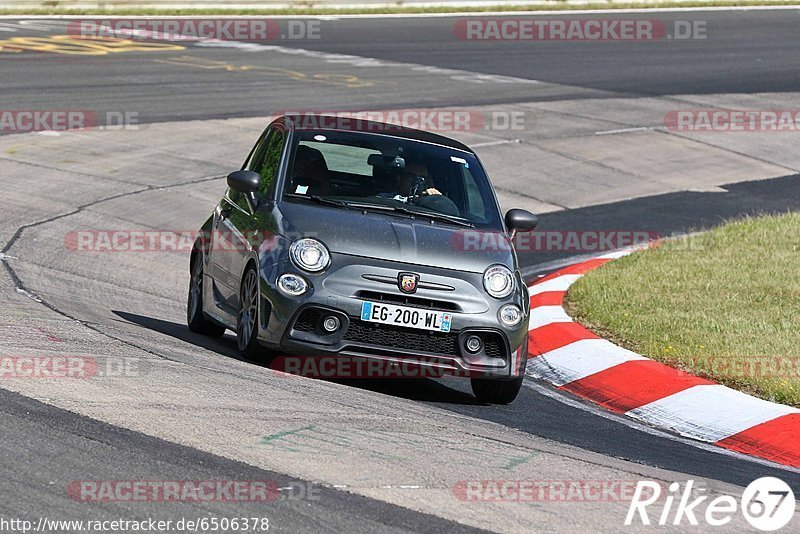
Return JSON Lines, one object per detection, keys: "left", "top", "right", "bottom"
{"left": 292, "top": 145, "right": 330, "bottom": 196}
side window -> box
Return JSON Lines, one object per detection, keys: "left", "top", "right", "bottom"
{"left": 247, "top": 128, "right": 286, "bottom": 200}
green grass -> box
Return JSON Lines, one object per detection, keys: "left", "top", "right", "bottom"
{"left": 1, "top": 1, "right": 798, "bottom": 16}
{"left": 564, "top": 212, "right": 800, "bottom": 407}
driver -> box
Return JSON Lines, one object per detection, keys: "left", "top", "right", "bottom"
{"left": 378, "top": 160, "right": 442, "bottom": 202}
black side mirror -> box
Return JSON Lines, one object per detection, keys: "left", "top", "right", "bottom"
{"left": 227, "top": 170, "right": 260, "bottom": 193}
{"left": 505, "top": 209, "right": 538, "bottom": 235}
{"left": 227, "top": 170, "right": 260, "bottom": 212}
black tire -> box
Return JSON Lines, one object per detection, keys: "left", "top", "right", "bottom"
{"left": 187, "top": 250, "right": 226, "bottom": 338}
{"left": 236, "top": 265, "right": 262, "bottom": 357}
{"left": 470, "top": 352, "right": 528, "bottom": 404}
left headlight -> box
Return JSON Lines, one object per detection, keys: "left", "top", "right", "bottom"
{"left": 483, "top": 264, "right": 514, "bottom": 298}
{"left": 289, "top": 238, "right": 330, "bottom": 272}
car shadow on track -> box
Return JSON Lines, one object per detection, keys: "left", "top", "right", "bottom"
{"left": 326, "top": 377, "right": 481, "bottom": 405}
{"left": 112, "top": 310, "right": 242, "bottom": 359}
{"left": 112, "top": 310, "right": 484, "bottom": 406}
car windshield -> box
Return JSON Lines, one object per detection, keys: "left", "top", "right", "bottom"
{"left": 282, "top": 130, "right": 503, "bottom": 229}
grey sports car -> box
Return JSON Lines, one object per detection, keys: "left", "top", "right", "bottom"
{"left": 187, "top": 115, "right": 538, "bottom": 403}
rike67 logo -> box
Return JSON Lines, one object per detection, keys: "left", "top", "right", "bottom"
{"left": 626, "top": 477, "right": 796, "bottom": 531}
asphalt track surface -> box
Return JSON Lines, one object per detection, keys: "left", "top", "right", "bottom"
{"left": 0, "top": 387, "right": 482, "bottom": 533}
{"left": 1, "top": 9, "right": 800, "bottom": 532}
{"left": 1, "top": 10, "right": 800, "bottom": 125}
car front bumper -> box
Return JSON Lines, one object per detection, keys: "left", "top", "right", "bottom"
{"left": 257, "top": 254, "right": 529, "bottom": 380}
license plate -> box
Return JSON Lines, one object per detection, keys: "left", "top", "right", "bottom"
{"left": 360, "top": 302, "right": 452, "bottom": 333}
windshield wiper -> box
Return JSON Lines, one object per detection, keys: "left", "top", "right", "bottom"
{"left": 285, "top": 194, "right": 415, "bottom": 218}
{"left": 345, "top": 201, "right": 475, "bottom": 227}
{"left": 284, "top": 193, "right": 352, "bottom": 208}
{"left": 284, "top": 194, "right": 475, "bottom": 227}
{"left": 286, "top": 194, "right": 401, "bottom": 212}
{"left": 391, "top": 205, "right": 476, "bottom": 228}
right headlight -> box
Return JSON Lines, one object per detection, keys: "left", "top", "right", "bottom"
{"left": 289, "top": 238, "right": 330, "bottom": 272}
{"left": 498, "top": 304, "right": 523, "bottom": 328}
{"left": 483, "top": 264, "right": 514, "bottom": 299}
{"left": 277, "top": 273, "right": 308, "bottom": 296}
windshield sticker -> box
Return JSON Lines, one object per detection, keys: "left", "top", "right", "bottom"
{"left": 313, "top": 135, "right": 327, "bottom": 141}
{"left": 295, "top": 185, "right": 309, "bottom": 194}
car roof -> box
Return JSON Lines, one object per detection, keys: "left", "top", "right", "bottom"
{"left": 270, "top": 114, "right": 474, "bottom": 153}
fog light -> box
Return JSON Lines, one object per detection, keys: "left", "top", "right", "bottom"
{"left": 322, "top": 315, "right": 340, "bottom": 333}
{"left": 277, "top": 273, "right": 308, "bottom": 296}
{"left": 465, "top": 335, "right": 483, "bottom": 354}
{"left": 498, "top": 304, "right": 523, "bottom": 328}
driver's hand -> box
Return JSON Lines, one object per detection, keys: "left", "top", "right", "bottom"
{"left": 423, "top": 188, "right": 442, "bottom": 196}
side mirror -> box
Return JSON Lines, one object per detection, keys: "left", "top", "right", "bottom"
{"left": 227, "top": 170, "right": 260, "bottom": 212}
{"left": 505, "top": 209, "right": 538, "bottom": 235}
{"left": 227, "top": 170, "right": 260, "bottom": 193}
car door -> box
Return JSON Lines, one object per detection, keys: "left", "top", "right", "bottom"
{"left": 210, "top": 127, "right": 287, "bottom": 312}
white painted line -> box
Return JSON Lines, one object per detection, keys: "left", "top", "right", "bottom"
{"left": 627, "top": 385, "right": 800, "bottom": 443}
{"left": 528, "top": 338, "right": 646, "bottom": 386}
{"left": 688, "top": 186, "right": 728, "bottom": 193}
{"left": 471, "top": 138, "right": 521, "bottom": 148}
{"left": 594, "top": 126, "right": 653, "bottom": 136}
{"left": 522, "top": 251, "right": 603, "bottom": 280}
{"left": 528, "top": 274, "right": 580, "bottom": 295}
{"left": 528, "top": 305, "right": 572, "bottom": 330}
{"left": 596, "top": 247, "right": 639, "bottom": 260}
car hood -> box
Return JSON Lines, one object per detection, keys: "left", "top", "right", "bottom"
{"left": 277, "top": 201, "right": 514, "bottom": 274}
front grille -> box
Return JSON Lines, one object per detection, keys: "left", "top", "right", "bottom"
{"left": 356, "top": 291, "right": 459, "bottom": 312}
{"left": 483, "top": 334, "right": 504, "bottom": 359}
{"left": 343, "top": 320, "right": 458, "bottom": 356}
{"left": 294, "top": 309, "right": 320, "bottom": 332}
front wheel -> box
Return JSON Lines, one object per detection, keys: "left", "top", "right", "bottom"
{"left": 471, "top": 375, "right": 524, "bottom": 404}
{"left": 470, "top": 351, "right": 527, "bottom": 404}
{"left": 187, "top": 250, "right": 226, "bottom": 338}
{"left": 236, "top": 266, "right": 262, "bottom": 357}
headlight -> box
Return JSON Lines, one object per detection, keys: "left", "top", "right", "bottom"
{"left": 483, "top": 264, "right": 514, "bottom": 298}
{"left": 277, "top": 273, "right": 308, "bottom": 296}
{"left": 289, "top": 238, "right": 330, "bottom": 272}
{"left": 498, "top": 304, "right": 523, "bottom": 328}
